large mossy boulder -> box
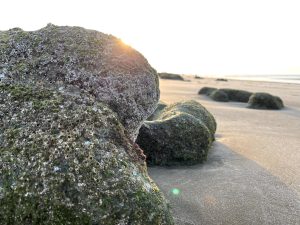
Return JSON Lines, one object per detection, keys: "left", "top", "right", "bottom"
{"left": 158, "top": 73, "right": 184, "bottom": 81}
{"left": 209, "top": 90, "right": 229, "bottom": 102}
{"left": 198, "top": 87, "right": 217, "bottom": 95}
{"left": 0, "top": 24, "right": 159, "bottom": 139}
{"left": 136, "top": 100, "right": 216, "bottom": 166}
{"left": 247, "top": 92, "right": 284, "bottom": 110}
{"left": 0, "top": 84, "right": 173, "bottom": 225}
{"left": 219, "top": 88, "right": 252, "bottom": 103}
{"left": 0, "top": 24, "right": 173, "bottom": 224}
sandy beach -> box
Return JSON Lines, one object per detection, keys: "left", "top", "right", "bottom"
{"left": 149, "top": 77, "right": 300, "bottom": 225}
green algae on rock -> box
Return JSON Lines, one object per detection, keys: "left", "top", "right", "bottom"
{"left": 159, "top": 100, "right": 216, "bottom": 137}
{"left": 219, "top": 88, "right": 252, "bottom": 103}
{"left": 247, "top": 92, "right": 284, "bottom": 110}
{"left": 0, "top": 24, "right": 159, "bottom": 140}
{"left": 137, "top": 100, "right": 216, "bottom": 166}
{"left": 209, "top": 90, "right": 229, "bottom": 102}
{"left": 199, "top": 87, "right": 252, "bottom": 103}
{"left": 198, "top": 87, "right": 217, "bottom": 95}
{"left": 0, "top": 84, "right": 173, "bottom": 225}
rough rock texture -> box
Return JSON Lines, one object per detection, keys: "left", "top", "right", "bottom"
{"left": 147, "top": 101, "right": 167, "bottom": 121}
{"left": 219, "top": 88, "right": 252, "bottom": 103}
{"left": 209, "top": 90, "right": 229, "bottom": 102}
{"left": 0, "top": 24, "right": 159, "bottom": 139}
{"left": 198, "top": 87, "right": 217, "bottom": 95}
{"left": 137, "top": 100, "right": 216, "bottom": 166}
{"left": 0, "top": 83, "right": 173, "bottom": 225}
{"left": 158, "top": 73, "right": 184, "bottom": 81}
{"left": 158, "top": 101, "right": 216, "bottom": 137}
{"left": 247, "top": 92, "right": 284, "bottom": 110}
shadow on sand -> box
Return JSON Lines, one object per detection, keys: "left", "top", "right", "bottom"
{"left": 148, "top": 141, "right": 300, "bottom": 225}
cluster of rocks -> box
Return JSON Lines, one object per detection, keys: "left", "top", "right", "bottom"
{"left": 158, "top": 72, "right": 184, "bottom": 81}
{"left": 0, "top": 25, "right": 173, "bottom": 224}
{"left": 199, "top": 87, "right": 252, "bottom": 103}
{"left": 198, "top": 87, "right": 284, "bottom": 110}
{"left": 137, "top": 100, "right": 216, "bottom": 166}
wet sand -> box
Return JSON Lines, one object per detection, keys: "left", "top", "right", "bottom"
{"left": 148, "top": 77, "right": 300, "bottom": 225}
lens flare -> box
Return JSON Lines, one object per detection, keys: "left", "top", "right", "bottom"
{"left": 171, "top": 188, "right": 181, "bottom": 196}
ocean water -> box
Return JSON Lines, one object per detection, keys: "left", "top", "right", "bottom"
{"left": 226, "top": 75, "right": 300, "bottom": 84}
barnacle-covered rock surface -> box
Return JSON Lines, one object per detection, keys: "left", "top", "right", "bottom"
{"left": 0, "top": 83, "right": 173, "bottom": 225}
{"left": 0, "top": 24, "right": 159, "bottom": 139}
{"left": 137, "top": 100, "right": 216, "bottom": 166}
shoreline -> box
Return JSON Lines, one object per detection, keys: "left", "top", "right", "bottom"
{"left": 184, "top": 75, "right": 300, "bottom": 85}
{"left": 149, "top": 77, "right": 300, "bottom": 225}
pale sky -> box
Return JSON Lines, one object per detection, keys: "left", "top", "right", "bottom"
{"left": 1, "top": 0, "right": 300, "bottom": 76}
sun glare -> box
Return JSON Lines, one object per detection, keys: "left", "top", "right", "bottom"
{"left": 0, "top": 0, "right": 299, "bottom": 75}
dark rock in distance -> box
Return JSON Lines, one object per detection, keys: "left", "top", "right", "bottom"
{"left": 209, "top": 90, "right": 229, "bottom": 102}
{"left": 219, "top": 88, "right": 252, "bottom": 103}
{"left": 137, "top": 100, "right": 216, "bottom": 166}
{"left": 158, "top": 73, "right": 184, "bottom": 81}
{"left": 247, "top": 92, "right": 284, "bottom": 110}
{"left": 198, "top": 87, "right": 218, "bottom": 95}
{"left": 216, "top": 78, "right": 228, "bottom": 82}
{"left": 198, "top": 87, "right": 252, "bottom": 103}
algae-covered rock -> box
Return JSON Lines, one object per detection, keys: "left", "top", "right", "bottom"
{"left": 147, "top": 101, "right": 167, "bottom": 121}
{"left": 209, "top": 90, "right": 229, "bottom": 102}
{"left": 137, "top": 100, "right": 216, "bottom": 166}
{"left": 247, "top": 92, "right": 284, "bottom": 110}
{"left": 158, "top": 73, "right": 184, "bottom": 80}
{"left": 198, "top": 87, "right": 217, "bottom": 95}
{"left": 0, "top": 24, "right": 159, "bottom": 139}
{"left": 199, "top": 87, "right": 252, "bottom": 103}
{"left": 159, "top": 100, "right": 216, "bottom": 137}
{"left": 219, "top": 88, "right": 252, "bottom": 103}
{"left": 0, "top": 84, "right": 173, "bottom": 225}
